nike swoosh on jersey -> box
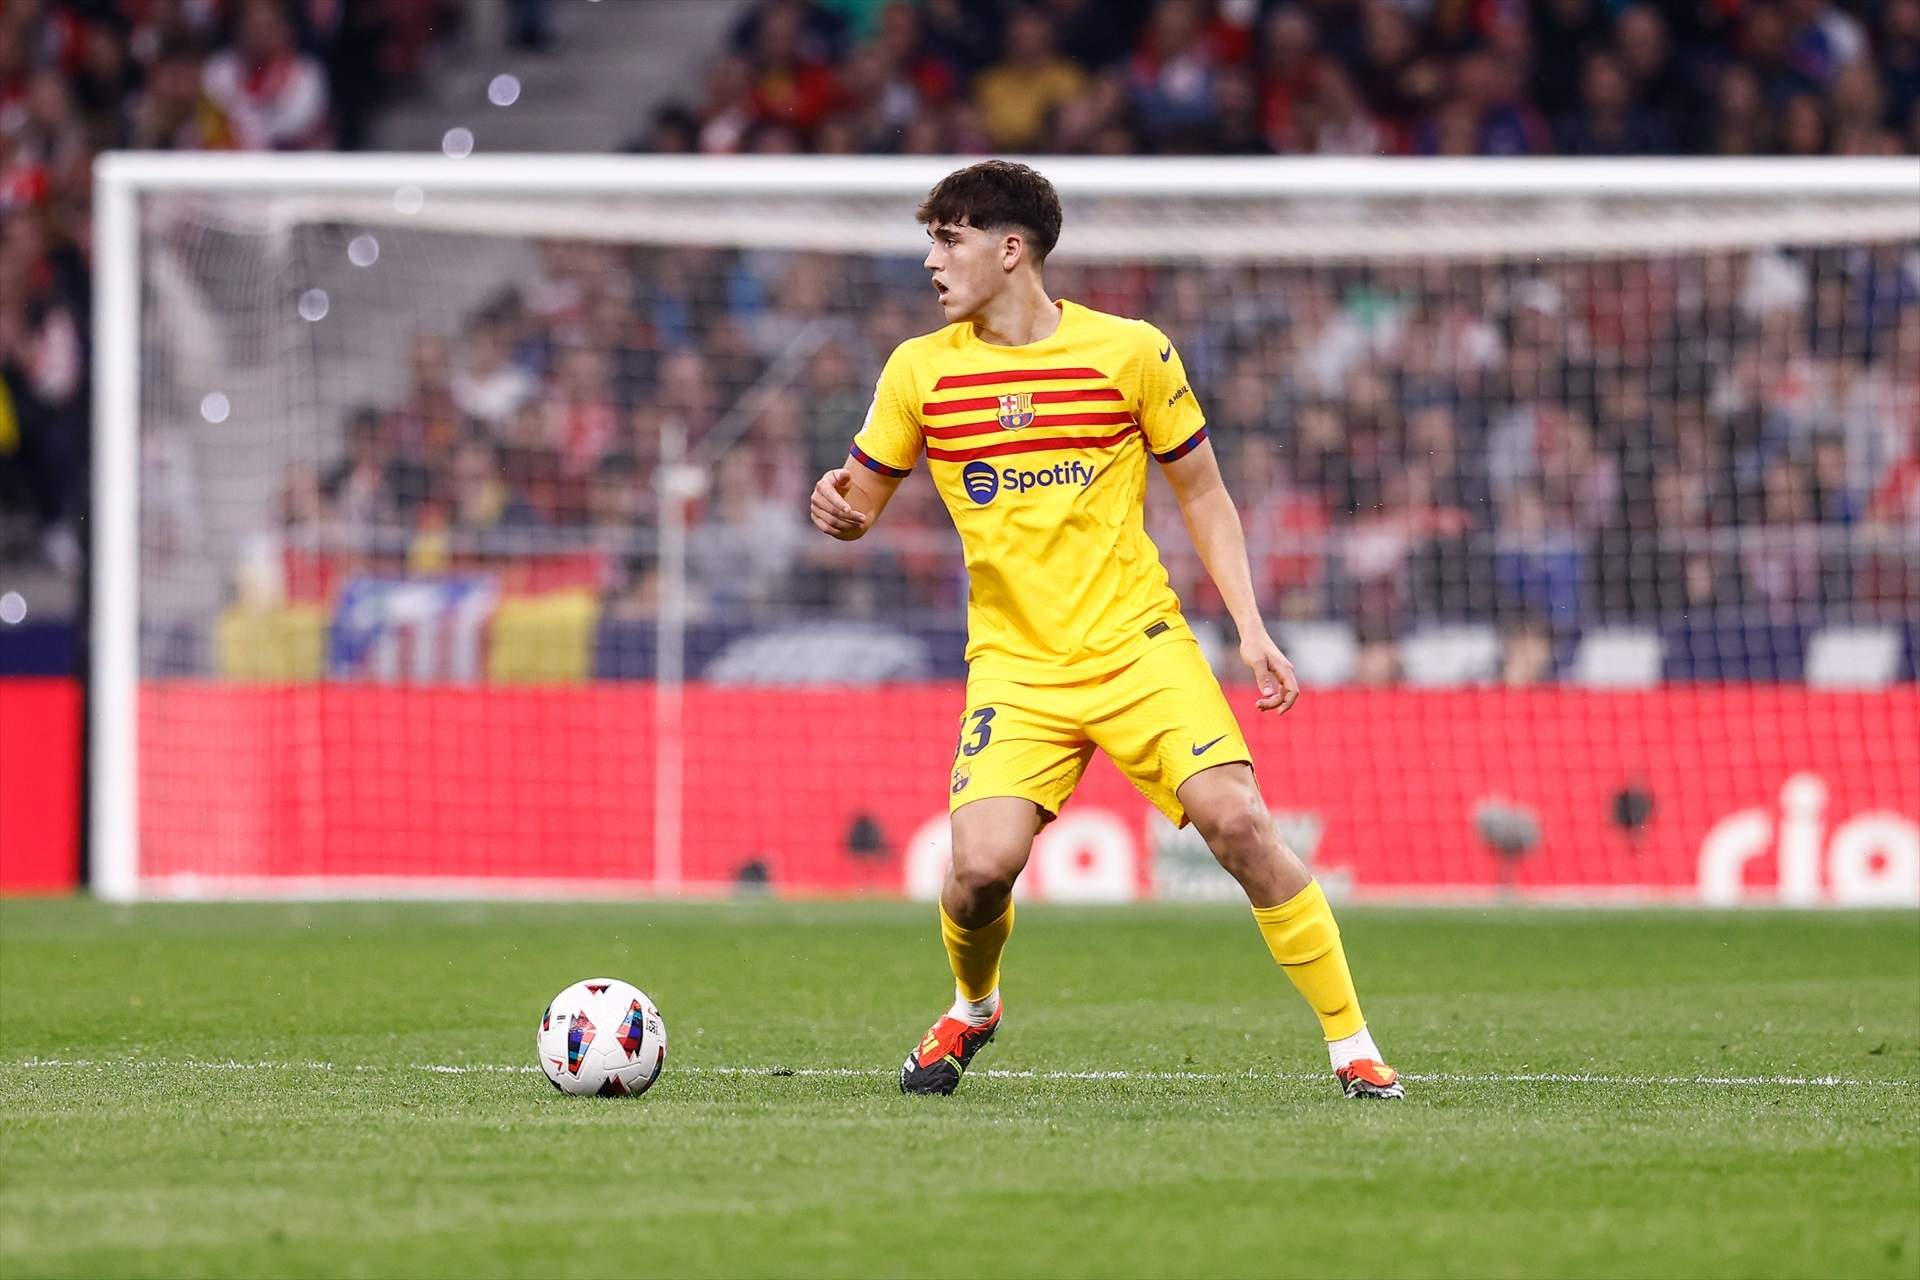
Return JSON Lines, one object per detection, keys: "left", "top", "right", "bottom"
{"left": 1191, "top": 735, "right": 1228, "bottom": 756}
{"left": 1159, "top": 344, "right": 1172, "bottom": 362}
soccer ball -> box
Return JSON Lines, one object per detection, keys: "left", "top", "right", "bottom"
{"left": 537, "top": 978, "right": 668, "bottom": 1097}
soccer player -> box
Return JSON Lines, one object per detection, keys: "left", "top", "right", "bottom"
{"left": 808, "top": 161, "right": 1402, "bottom": 1100}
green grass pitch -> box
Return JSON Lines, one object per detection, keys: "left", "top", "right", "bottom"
{"left": 2, "top": 900, "right": 1916, "bottom": 1279}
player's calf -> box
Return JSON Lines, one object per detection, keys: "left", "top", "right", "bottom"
{"left": 1179, "top": 765, "right": 1406, "bottom": 1100}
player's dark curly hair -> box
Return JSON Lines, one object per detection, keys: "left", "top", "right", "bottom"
{"left": 917, "top": 160, "right": 1063, "bottom": 264}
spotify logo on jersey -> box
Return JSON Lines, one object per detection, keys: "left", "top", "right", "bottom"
{"left": 962, "top": 459, "right": 1097, "bottom": 505}
{"left": 963, "top": 461, "right": 1000, "bottom": 504}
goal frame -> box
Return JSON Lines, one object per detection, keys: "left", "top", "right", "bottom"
{"left": 89, "top": 153, "right": 1920, "bottom": 900}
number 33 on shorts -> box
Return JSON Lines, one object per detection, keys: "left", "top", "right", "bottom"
{"left": 950, "top": 708, "right": 994, "bottom": 796}
{"left": 960, "top": 708, "right": 995, "bottom": 756}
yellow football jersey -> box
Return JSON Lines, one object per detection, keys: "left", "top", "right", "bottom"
{"left": 852, "top": 299, "right": 1209, "bottom": 685}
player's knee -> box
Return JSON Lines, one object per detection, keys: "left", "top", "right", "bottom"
{"left": 948, "top": 850, "right": 1021, "bottom": 906}
{"left": 948, "top": 826, "right": 1027, "bottom": 911}
{"left": 1195, "top": 792, "right": 1270, "bottom": 866}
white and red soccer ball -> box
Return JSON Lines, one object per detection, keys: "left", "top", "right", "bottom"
{"left": 537, "top": 978, "right": 667, "bottom": 1097}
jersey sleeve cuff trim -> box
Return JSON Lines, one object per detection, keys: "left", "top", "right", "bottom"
{"left": 1152, "top": 424, "right": 1208, "bottom": 464}
{"left": 851, "top": 443, "right": 912, "bottom": 477}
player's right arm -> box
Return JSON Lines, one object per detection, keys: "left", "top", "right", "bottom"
{"left": 809, "top": 345, "right": 923, "bottom": 542}
{"left": 810, "top": 461, "right": 901, "bottom": 540}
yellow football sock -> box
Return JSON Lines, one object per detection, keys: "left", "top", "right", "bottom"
{"left": 1250, "top": 880, "right": 1366, "bottom": 1041}
{"left": 940, "top": 899, "right": 1013, "bottom": 1002}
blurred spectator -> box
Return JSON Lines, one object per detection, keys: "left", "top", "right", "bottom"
{"left": 1127, "top": 0, "right": 1240, "bottom": 149}
{"left": 323, "top": 406, "right": 400, "bottom": 532}
{"left": 1742, "top": 456, "right": 1824, "bottom": 610}
{"left": 1229, "top": 427, "right": 1330, "bottom": 615}
{"left": 1302, "top": 59, "right": 1390, "bottom": 155}
{"left": 0, "top": 209, "right": 82, "bottom": 573}
{"left": 694, "top": 53, "right": 757, "bottom": 153}
{"left": 1494, "top": 487, "right": 1582, "bottom": 625}
{"left": 16, "top": 68, "right": 89, "bottom": 186}
{"left": 452, "top": 307, "right": 539, "bottom": 428}
{"left": 1256, "top": 6, "right": 1320, "bottom": 151}
{"left": 388, "top": 332, "right": 459, "bottom": 475}
{"left": 1420, "top": 48, "right": 1549, "bottom": 155}
{"left": 1829, "top": 59, "right": 1894, "bottom": 152}
{"left": 130, "top": 31, "right": 241, "bottom": 150}
{"left": 1554, "top": 49, "right": 1672, "bottom": 155}
{"left": 1186, "top": 58, "right": 1253, "bottom": 153}
{"left": 1785, "top": 0, "right": 1869, "bottom": 86}
{"left": 1354, "top": 3, "right": 1445, "bottom": 138}
{"left": 508, "top": 0, "right": 558, "bottom": 55}
{"left": 1613, "top": 5, "right": 1698, "bottom": 128}
{"left": 1710, "top": 62, "right": 1775, "bottom": 153}
{"left": 1865, "top": 420, "right": 1920, "bottom": 530}
{"left": 1337, "top": 462, "right": 1471, "bottom": 629}
{"left": 631, "top": 103, "right": 699, "bottom": 154}
{"left": 202, "top": 0, "right": 331, "bottom": 150}
{"left": 1808, "top": 431, "right": 1860, "bottom": 524}
{"left": 547, "top": 344, "right": 619, "bottom": 479}
{"left": 974, "top": 7, "right": 1085, "bottom": 150}
{"left": 743, "top": 0, "right": 841, "bottom": 135}
{"left": 442, "top": 438, "right": 535, "bottom": 536}
{"left": 1883, "top": 1, "right": 1920, "bottom": 131}
{"left": 586, "top": 451, "right": 649, "bottom": 551}
{"left": 1778, "top": 89, "right": 1831, "bottom": 154}
{"left": 70, "top": 17, "right": 138, "bottom": 148}
{"left": 802, "top": 341, "right": 869, "bottom": 476}
{"left": 1351, "top": 620, "right": 1401, "bottom": 686}
{"left": 690, "top": 450, "right": 802, "bottom": 614}
{"left": 1499, "top": 610, "right": 1557, "bottom": 686}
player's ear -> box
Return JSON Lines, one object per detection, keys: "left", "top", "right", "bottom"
{"left": 1002, "top": 232, "right": 1023, "bottom": 273}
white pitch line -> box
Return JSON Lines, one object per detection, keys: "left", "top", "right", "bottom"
{"left": 602, "top": 1066, "right": 1920, "bottom": 1088}
{"left": 11, "top": 1058, "right": 1915, "bottom": 1088}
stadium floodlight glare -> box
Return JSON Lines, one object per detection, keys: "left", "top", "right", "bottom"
{"left": 90, "top": 153, "right": 1920, "bottom": 902}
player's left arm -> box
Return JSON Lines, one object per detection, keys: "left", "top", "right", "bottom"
{"left": 1134, "top": 322, "right": 1297, "bottom": 713}
{"left": 1160, "top": 442, "right": 1298, "bottom": 714}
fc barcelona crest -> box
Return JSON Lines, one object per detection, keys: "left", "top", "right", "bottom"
{"left": 996, "top": 391, "right": 1035, "bottom": 431}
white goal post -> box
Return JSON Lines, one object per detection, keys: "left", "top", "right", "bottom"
{"left": 90, "top": 154, "right": 1920, "bottom": 903}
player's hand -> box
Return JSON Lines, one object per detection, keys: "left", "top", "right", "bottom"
{"left": 1240, "top": 631, "right": 1299, "bottom": 714}
{"left": 809, "top": 468, "right": 869, "bottom": 539}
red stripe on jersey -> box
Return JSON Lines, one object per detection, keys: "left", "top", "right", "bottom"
{"left": 924, "top": 411, "right": 1137, "bottom": 440}
{"left": 930, "top": 367, "right": 1107, "bottom": 391}
{"left": 927, "top": 427, "right": 1141, "bottom": 463}
{"left": 921, "top": 387, "right": 1125, "bottom": 417}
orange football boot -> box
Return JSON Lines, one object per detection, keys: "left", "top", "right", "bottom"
{"left": 1335, "top": 1058, "right": 1405, "bottom": 1099}
{"left": 899, "top": 1005, "right": 1001, "bottom": 1095}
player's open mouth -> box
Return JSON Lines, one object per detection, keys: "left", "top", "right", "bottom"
{"left": 933, "top": 280, "right": 949, "bottom": 297}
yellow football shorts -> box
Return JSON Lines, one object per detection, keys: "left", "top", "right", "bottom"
{"left": 947, "top": 638, "right": 1253, "bottom": 827}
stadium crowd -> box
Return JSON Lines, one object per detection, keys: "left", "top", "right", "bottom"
{"left": 639, "top": 0, "right": 1920, "bottom": 158}
{"left": 3, "top": 0, "right": 1917, "bottom": 676}
{"left": 1, "top": 0, "right": 465, "bottom": 576}
{"left": 267, "top": 235, "right": 1920, "bottom": 653}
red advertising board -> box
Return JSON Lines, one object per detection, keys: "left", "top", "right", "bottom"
{"left": 0, "top": 679, "right": 81, "bottom": 893}
{"left": 137, "top": 683, "right": 1920, "bottom": 905}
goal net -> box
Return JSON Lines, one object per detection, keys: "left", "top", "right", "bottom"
{"left": 94, "top": 155, "right": 1920, "bottom": 905}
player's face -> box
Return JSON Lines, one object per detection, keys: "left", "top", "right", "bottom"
{"left": 924, "top": 221, "right": 1004, "bottom": 322}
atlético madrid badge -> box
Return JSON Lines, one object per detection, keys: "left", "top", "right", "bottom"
{"left": 996, "top": 391, "right": 1035, "bottom": 431}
